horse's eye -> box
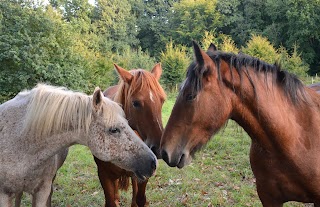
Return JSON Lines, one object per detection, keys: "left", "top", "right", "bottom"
{"left": 109, "top": 127, "right": 120, "bottom": 134}
{"left": 186, "top": 94, "right": 196, "bottom": 102}
{"left": 132, "top": 100, "right": 141, "bottom": 108}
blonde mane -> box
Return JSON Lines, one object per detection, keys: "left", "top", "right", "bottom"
{"left": 114, "top": 69, "right": 166, "bottom": 111}
{"left": 21, "top": 84, "right": 92, "bottom": 138}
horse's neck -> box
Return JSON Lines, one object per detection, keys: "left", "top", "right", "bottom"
{"left": 230, "top": 80, "right": 313, "bottom": 152}
{"left": 0, "top": 94, "right": 86, "bottom": 170}
{"left": 26, "top": 130, "right": 84, "bottom": 168}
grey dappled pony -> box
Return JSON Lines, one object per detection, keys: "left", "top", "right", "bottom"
{"left": 0, "top": 84, "right": 157, "bottom": 207}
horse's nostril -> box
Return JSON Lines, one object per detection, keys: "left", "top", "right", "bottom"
{"left": 161, "top": 149, "right": 169, "bottom": 164}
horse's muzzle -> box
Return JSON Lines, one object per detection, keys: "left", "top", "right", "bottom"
{"left": 134, "top": 154, "right": 157, "bottom": 181}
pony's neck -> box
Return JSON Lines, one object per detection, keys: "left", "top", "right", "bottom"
{"left": 27, "top": 130, "right": 86, "bottom": 169}
{"left": 227, "top": 70, "right": 310, "bottom": 153}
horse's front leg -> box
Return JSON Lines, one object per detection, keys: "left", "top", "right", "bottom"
{"left": 256, "top": 183, "right": 283, "bottom": 207}
{"left": 94, "top": 157, "right": 119, "bottom": 207}
{"left": 131, "top": 177, "right": 138, "bottom": 207}
{"left": 131, "top": 177, "right": 149, "bottom": 207}
{"left": 14, "top": 192, "right": 23, "bottom": 207}
{"left": 101, "top": 177, "right": 119, "bottom": 207}
{"left": 32, "top": 180, "right": 53, "bottom": 207}
{"left": 45, "top": 184, "right": 54, "bottom": 207}
{"left": 0, "top": 192, "right": 14, "bottom": 207}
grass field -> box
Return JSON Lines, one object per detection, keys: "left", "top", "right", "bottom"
{"left": 20, "top": 94, "right": 310, "bottom": 207}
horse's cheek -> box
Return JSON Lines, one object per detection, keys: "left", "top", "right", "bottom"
{"left": 87, "top": 125, "right": 112, "bottom": 161}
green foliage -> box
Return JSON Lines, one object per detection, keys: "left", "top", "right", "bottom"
{"left": 168, "top": 0, "right": 222, "bottom": 46}
{"left": 217, "top": 0, "right": 319, "bottom": 74}
{"left": 220, "top": 35, "right": 239, "bottom": 53}
{"left": 285, "top": 0, "right": 320, "bottom": 73}
{"left": 241, "top": 35, "right": 308, "bottom": 78}
{"left": 278, "top": 45, "right": 309, "bottom": 77}
{"left": 2, "top": 0, "right": 318, "bottom": 102}
{"left": 131, "top": 0, "right": 177, "bottom": 57}
{"left": 0, "top": 2, "right": 87, "bottom": 102}
{"left": 201, "top": 31, "right": 220, "bottom": 50}
{"left": 242, "top": 35, "right": 278, "bottom": 64}
{"left": 201, "top": 31, "right": 239, "bottom": 53}
{"left": 111, "top": 47, "right": 156, "bottom": 84}
{"left": 93, "top": 0, "right": 138, "bottom": 53}
{"left": 217, "top": 0, "right": 270, "bottom": 46}
{"left": 160, "top": 41, "right": 190, "bottom": 91}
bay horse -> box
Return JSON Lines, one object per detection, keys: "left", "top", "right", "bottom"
{"left": 94, "top": 63, "right": 166, "bottom": 207}
{"left": 160, "top": 41, "right": 320, "bottom": 206}
{"left": 0, "top": 84, "right": 157, "bottom": 207}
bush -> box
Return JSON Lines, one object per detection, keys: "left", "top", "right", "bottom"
{"left": 0, "top": 3, "right": 88, "bottom": 103}
{"left": 242, "top": 34, "right": 278, "bottom": 64}
{"left": 278, "top": 45, "right": 309, "bottom": 77}
{"left": 201, "top": 31, "right": 239, "bottom": 53}
{"left": 160, "top": 41, "right": 190, "bottom": 91}
{"left": 201, "top": 30, "right": 220, "bottom": 50}
{"left": 220, "top": 35, "right": 239, "bottom": 53}
{"left": 110, "top": 47, "right": 156, "bottom": 85}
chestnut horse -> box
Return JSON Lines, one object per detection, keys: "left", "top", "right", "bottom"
{"left": 0, "top": 84, "right": 157, "bottom": 207}
{"left": 161, "top": 42, "right": 320, "bottom": 206}
{"left": 94, "top": 63, "right": 166, "bottom": 207}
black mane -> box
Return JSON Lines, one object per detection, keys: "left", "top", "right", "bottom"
{"left": 185, "top": 51, "right": 307, "bottom": 104}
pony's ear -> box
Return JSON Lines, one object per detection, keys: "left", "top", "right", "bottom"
{"left": 207, "top": 43, "right": 217, "bottom": 52}
{"left": 151, "top": 63, "right": 162, "bottom": 81}
{"left": 192, "top": 41, "right": 212, "bottom": 65}
{"left": 93, "top": 87, "right": 103, "bottom": 111}
{"left": 192, "top": 41, "right": 212, "bottom": 66}
{"left": 114, "top": 64, "right": 133, "bottom": 83}
{"left": 192, "top": 41, "right": 214, "bottom": 76}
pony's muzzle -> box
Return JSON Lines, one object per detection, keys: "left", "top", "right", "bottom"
{"left": 134, "top": 153, "right": 157, "bottom": 181}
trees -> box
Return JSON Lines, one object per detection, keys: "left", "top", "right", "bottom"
{"left": 131, "top": 0, "right": 177, "bottom": 57}
{"left": 0, "top": 2, "right": 89, "bottom": 102}
{"left": 168, "top": 0, "right": 222, "bottom": 47}
{"left": 241, "top": 35, "right": 308, "bottom": 77}
{"left": 217, "top": 0, "right": 320, "bottom": 74}
{"left": 280, "top": 0, "right": 320, "bottom": 74}
{"left": 92, "top": 0, "right": 138, "bottom": 53}
{"left": 1, "top": 0, "right": 317, "bottom": 103}
{"left": 217, "top": 0, "right": 270, "bottom": 46}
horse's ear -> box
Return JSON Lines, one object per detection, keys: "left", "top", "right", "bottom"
{"left": 151, "top": 63, "right": 162, "bottom": 81}
{"left": 192, "top": 41, "right": 204, "bottom": 65}
{"left": 93, "top": 87, "right": 103, "bottom": 112}
{"left": 114, "top": 64, "right": 133, "bottom": 83}
{"left": 192, "top": 40, "right": 211, "bottom": 66}
{"left": 207, "top": 43, "right": 217, "bottom": 52}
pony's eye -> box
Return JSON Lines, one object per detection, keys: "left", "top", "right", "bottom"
{"left": 109, "top": 127, "right": 120, "bottom": 134}
{"left": 186, "top": 94, "right": 196, "bottom": 102}
{"left": 132, "top": 100, "right": 141, "bottom": 108}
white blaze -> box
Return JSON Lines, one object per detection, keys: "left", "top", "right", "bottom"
{"left": 150, "top": 91, "right": 155, "bottom": 103}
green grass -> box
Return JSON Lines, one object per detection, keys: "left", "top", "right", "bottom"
{"left": 21, "top": 94, "right": 309, "bottom": 206}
